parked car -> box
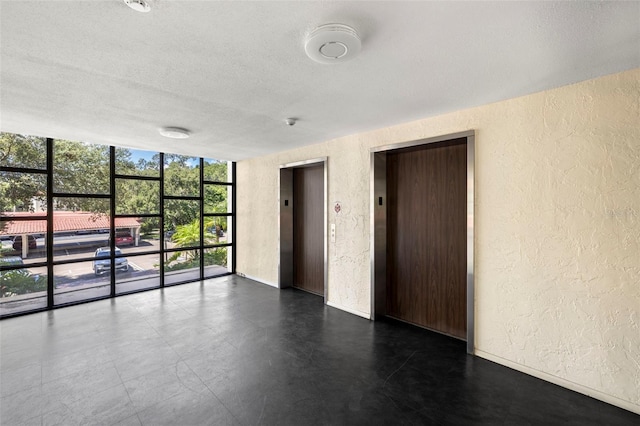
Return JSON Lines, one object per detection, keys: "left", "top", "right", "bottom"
{"left": 109, "top": 231, "right": 133, "bottom": 246}
{"left": 12, "top": 235, "right": 37, "bottom": 251}
{"left": 92, "top": 247, "right": 129, "bottom": 275}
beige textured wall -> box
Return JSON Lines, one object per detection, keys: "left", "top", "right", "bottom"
{"left": 236, "top": 68, "right": 640, "bottom": 412}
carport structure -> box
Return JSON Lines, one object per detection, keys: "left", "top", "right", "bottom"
{"left": 0, "top": 211, "right": 141, "bottom": 258}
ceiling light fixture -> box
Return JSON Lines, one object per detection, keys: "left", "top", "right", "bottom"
{"left": 305, "top": 24, "right": 361, "bottom": 64}
{"left": 159, "top": 127, "right": 190, "bottom": 139}
{"left": 123, "top": 0, "right": 151, "bottom": 13}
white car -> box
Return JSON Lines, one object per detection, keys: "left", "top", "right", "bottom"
{"left": 92, "top": 247, "right": 129, "bottom": 275}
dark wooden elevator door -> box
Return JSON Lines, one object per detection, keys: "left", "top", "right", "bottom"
{"left": 386, "top": 139, "right": 467, "bottom": 339}
{"left": 293, "top": 164, "right": 324, "bottom": 296}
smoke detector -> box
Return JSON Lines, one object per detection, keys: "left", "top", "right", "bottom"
{"left": 305, "top": 24, "right": 361, "bottom": 64}
{"left": 159, "top": 127, "right": 190, "bottom": 139}
{"left": 123, "top": 0, "right": 151, "bottom": 13}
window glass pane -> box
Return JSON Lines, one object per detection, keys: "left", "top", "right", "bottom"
{"left": 110, "top": 217, "right": 160, "bottom": 255}
{"left": 109, "top": 219, "right": 155, "bottom": 252}
{"left": 0, "top": 264, "right": 47, "bottom": 315}
{"left": 0, "top": 172, "right": 47, "bottom": 214}
{"left": 203, "top": 216, "right": 228, "bottom": 245}
{"left": 116, "top": 179, "right": 160, "bottom": 215}
{"left": 204, "top": 247, "right": 229, "bottom": 277}
{"left": 52, "top": 200, "right": 110, "bottom": 261}
{"left": 116, "top": 254, "right": 160, "bottom": 294}
{"left": 204, "top": 184, "right": 229, "bottom": 214}
{"left": 53, "top": 140, "right": 109, "bottom": 194}
{"left": 53, "top": 198, "right": 110, "bottom": 217}
{"left": 164, "top": 155, "right": 199, "bottom": 197}
{"left": 115, "top": 147, "right": 160, "bottom": 177}
{"left": 165, "top": 248, "right": 200, "bottom": 286}
{"left": 164, "top": 200, "right": 200, "bottom": 248}
{"left": 54, "top": 260, "right": 110, "bottom": 305}
{"left": 136, "top": 218, "right": 161, "bottom": 248}
{"left": 0, "top": 132, "right": 47, "bottom": 170}
{"left": 0, "top": 224, "right": 47, "bottom": 266}
{"left": 203, "top": 159, "right": 229, "bottom": 182}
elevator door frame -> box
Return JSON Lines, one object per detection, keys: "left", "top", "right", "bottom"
{"left": 370, "top": 131, "right": 475, "bottom": 354}
{"left": 279, "top": 157, "right": 328, "bottom": 302}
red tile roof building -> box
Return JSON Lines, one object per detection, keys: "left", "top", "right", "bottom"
{"left": 0, "top": 212, "right": 141, "bottom": 235}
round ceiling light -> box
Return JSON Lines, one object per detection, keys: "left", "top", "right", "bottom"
{"left": 305, "top": 24, "right": 361, "bottom": 64}
{"left": 123, "top": 0, "right": 151, "bottom": 13}
{"left": 159, "top": 127, "right": 190, "bottom": 139}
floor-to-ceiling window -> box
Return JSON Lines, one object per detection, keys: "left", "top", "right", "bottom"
{"left": 201, "top": 157, "right": 233, "bottom": 280}
{"left": 0, "top": 134, "right": 48, "bottom": 313}
{"left": 113, "top": 146, "right": 162, "bottom": 295}
{"left": 0, "top": 132, "right": 235, "bottom": 317}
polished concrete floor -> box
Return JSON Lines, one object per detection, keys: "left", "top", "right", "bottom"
{"left": 0, "top": 276, "right": 637, "bottom": 426}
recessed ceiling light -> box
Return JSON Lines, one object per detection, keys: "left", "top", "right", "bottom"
{"left": 159, "top": 127, "right": 190, "bottom": 139}
{"left": 123, "top": 0, "right": 151, "bottom": 13}
{"left": 305, "top": 24, "right": 361, "bottom": 64}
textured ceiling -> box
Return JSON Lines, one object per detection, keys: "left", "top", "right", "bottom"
{"left": 1, "top": 0, "right": 639, "bottom": 161}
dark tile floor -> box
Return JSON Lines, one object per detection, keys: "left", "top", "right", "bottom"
{"left": 0, "top": 275, "right": 637, "bottom": 425}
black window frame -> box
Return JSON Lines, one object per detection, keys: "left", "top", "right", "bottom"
{"left": 0, "top": 135, "right": 236, "bottom": 318}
